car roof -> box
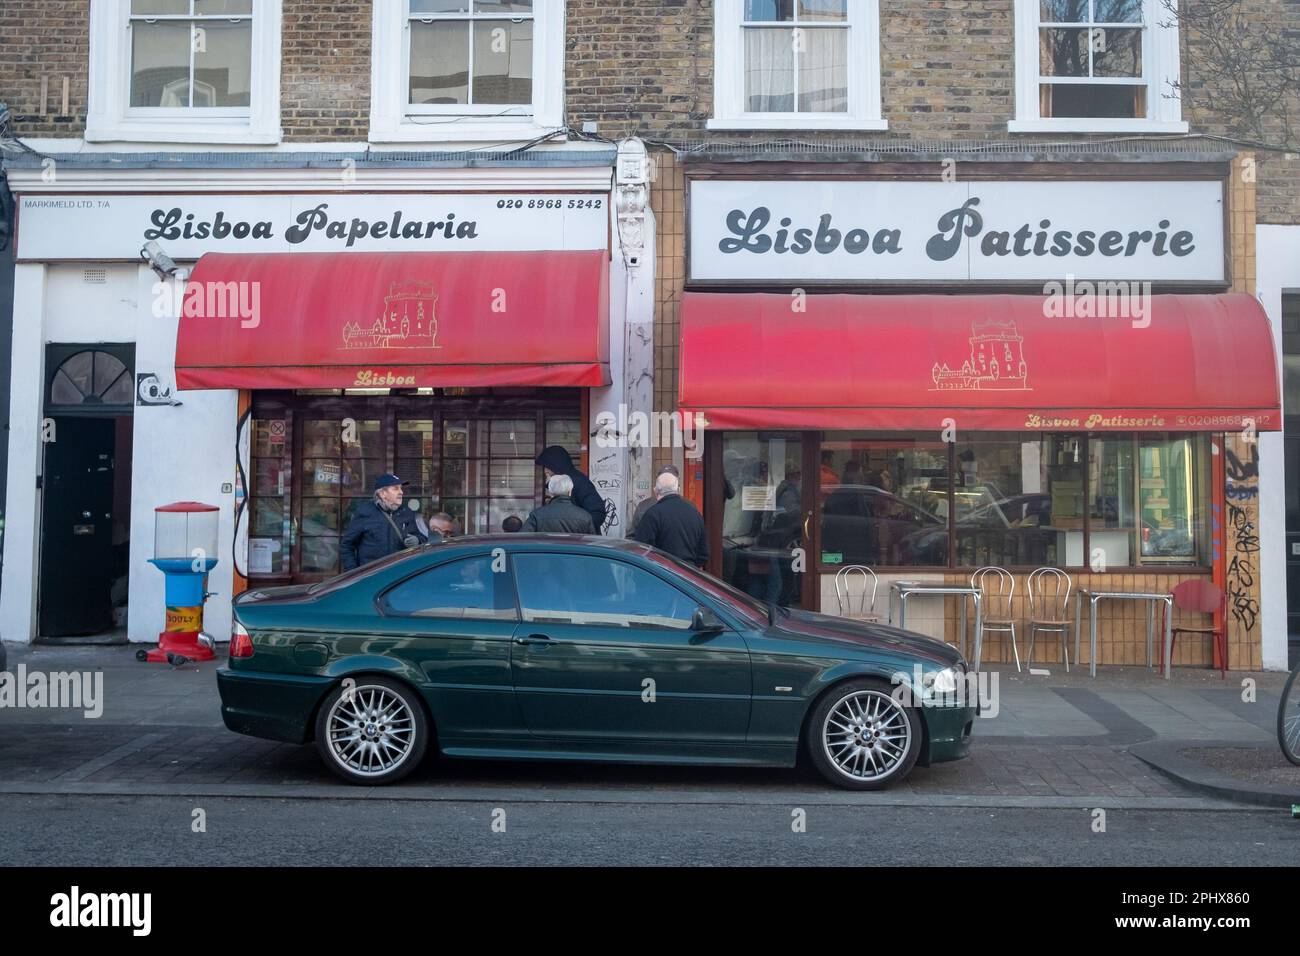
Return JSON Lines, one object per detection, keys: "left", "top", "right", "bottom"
{"left": 434, "top": 534, "right": 655, "bottom": 555}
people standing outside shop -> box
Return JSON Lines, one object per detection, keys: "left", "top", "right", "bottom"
{"left": 501, "top": 515, "right": 524, "bottom": 533}
{"left": 339, "top": 473, "right": 428, "bottom": 571}
{"left": 629, "top": 464, "right": 680, "bottom": 535}
{"left": 523, "top": 475, "right": 597, "bottom": 533}
{"left": 634, "top": 471, "right": 708, "bottom": 568}
{"left": 536, "top": 445, "right": 606, "bottom": 533}
{"left": 429, "top": 512, "right": 456, "bottom": 539}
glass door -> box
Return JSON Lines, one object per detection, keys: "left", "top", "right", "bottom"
{"left": 712, "top": 431, "right": 814, "bottom": 610}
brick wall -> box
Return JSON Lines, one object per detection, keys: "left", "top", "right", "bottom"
{"left": 280, "top": 0, "right": 370, "bottom": 141}
{"left": 0, "top": 0, "right": 89, "bottom": 137}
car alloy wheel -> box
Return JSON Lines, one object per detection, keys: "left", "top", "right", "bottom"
{"left": 315, "top": 678, "right": 428, "bottom": 785}
{"left": 805, "top": 678, "right": 923, "bottom": 790}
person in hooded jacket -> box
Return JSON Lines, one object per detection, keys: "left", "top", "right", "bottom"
{"left": 536, "top": 444, "right": 606, "bottom": 534}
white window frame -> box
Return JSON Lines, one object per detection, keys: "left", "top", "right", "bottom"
{"left": 708, "top": 0, "right": 885, "bottom": 132}
{"left": 87, "top": 0, "right": 282, "bottom": 145}
{"left": 370, "top": 0, "right": 565, "bottom": 144}
{"left": 1010, "top": 0, "right": 1186, "bottom": 133}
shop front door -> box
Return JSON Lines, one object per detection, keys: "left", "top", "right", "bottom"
{"left": 708, "top": 432, "right": 818, "bottom": 611}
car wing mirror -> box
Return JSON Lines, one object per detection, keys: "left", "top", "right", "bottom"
{"left": 691, "top": 607, "right": 725, "bottom": 634}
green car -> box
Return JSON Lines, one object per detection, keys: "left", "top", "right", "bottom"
{"left": 217, "top": 536, "right": 975, "bottom": 789}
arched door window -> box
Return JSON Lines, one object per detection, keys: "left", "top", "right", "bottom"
{"left": 46, "top": 349, "right": 135, "bottom": 411}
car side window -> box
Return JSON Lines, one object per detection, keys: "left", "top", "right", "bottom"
{"left": 513, "top": 553, "right": 696, "bottom": 630}
{"left": 381, "top": 555, "right": 517, "bottom": 621}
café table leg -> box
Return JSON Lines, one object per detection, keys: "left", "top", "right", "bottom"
{"left": 898, "top": 591, "right": 908, "bottom": 630}
{"left": 973, "top": 594, "right": 983, "bottom": 672}
{"left": 888, "top": 587, "right": 895, "bottom": 626}
{"left": 1090, "top": 596, "right": 1100, "bottom": 678}
{"left": 1074, "top": 592, "right": 1082, "bottom": 667}
{"left": 959, "top": 597, "right": 967, "bottom": 659}
{"left": 1163, "top": 596, "right": 1173, "bottom": 679}
{"left": 1145, "top": 601, "right": 1154, "bottom": 669}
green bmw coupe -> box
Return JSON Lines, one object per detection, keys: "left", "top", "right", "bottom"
{"left": 217, "top": 535, "right": 975, "bottom": 789}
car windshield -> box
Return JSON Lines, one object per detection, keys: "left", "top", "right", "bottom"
{"left": 643, "top": 550, "right": 770, "bottom": 626}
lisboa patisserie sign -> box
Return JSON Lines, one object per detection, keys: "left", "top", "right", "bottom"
{"left": 690, "top": 179, "right": 1225, "bottom": 283}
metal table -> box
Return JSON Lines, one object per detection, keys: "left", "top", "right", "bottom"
{"left": 888, "top": 582, "right": 984, "bottom": 671}
{"left": 1073, "top": 587, "right": 1174, "bottom": 679}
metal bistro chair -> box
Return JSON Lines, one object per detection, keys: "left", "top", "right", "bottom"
{"left": 1027, "top": 567, "right": 1073, "bottom": 672}
{"left": 972, "top": 566, "right": 1019, "bottom": 672}
{"left": 834, "top": 565, "right": 883, "bottom": 622}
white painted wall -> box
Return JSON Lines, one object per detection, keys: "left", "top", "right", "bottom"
{"left": 1256, "top": 224, "right": 1300, "bottom": 670}
{"left": 0, "top": 263, "right": 237, "bottom": 645}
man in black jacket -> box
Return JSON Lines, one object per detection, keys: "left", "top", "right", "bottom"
{"left": 339, "top": 473, "right": 430, "bottom": 571}
{"left": 634, "top": 471, "right": 708, "bottom": 568}
{"left": 523, "top": 475, "right": 597, "bottom": 533}
{"left": 536, "top": 445, "right": 606, "bottom": 533}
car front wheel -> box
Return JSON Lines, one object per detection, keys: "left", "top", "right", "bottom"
{"left": 314, "top": 676, "right": 429, "bottom": 785}
{"left": 806, "top": 678, "right": 922, "bottom": 790}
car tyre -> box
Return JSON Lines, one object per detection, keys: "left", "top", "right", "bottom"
{"left": 805, "top": 677, "right": 922, "bottom": 790}
{"left": 314, "top": 676, "right": 429, "bottom": 786}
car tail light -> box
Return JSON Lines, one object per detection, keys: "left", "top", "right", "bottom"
{"left": 230, "top": 621, "right": 255, "bottom": 659}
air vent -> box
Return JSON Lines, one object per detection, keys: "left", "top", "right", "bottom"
{"left": 82, "top": 268, "right": 108, "bottom": 284}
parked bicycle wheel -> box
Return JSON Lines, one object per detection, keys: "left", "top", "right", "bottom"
{"left": 1279, "top": 662, "right": 1300, "bottom": 766}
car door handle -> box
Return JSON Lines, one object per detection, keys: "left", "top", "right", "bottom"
{"left": 513, "top": 634, "right": 554, "bottom": 647}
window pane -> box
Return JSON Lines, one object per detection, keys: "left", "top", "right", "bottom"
{"left": 951, "top": 433, "right": 1080, "bottom": 568}
{"left": 342, "top": 419, "right": 383, "bottom": 458}
{"left": 474, "top": 1, "right": 534, "bottom": 13}
{"left": 101, "top": 371, "right": 137, "bottom": 405}
{"left": 1089, "top": 436, "right": 1136, "bottom": 568}
{"left": 410, "top": 21, "right": 469, "bottom": 105}
{"left": 193, "top": 19, "right": 251, "bottom": 107}
{"left": 395, "top": 458, "right": 438, "bottom": 496}
{"left": 545, "top": 419, "right": 582, "bottom": 458}
{"left": 490, "top": 459, "right": 535, "bottom": 497}
{"left": 304, "top": 458, "right": 343, "bottom": 495}
{"left": 397, "top": 420, "right": 435, "bottom": 457}
{"left": 1138, "top": 437, "right": 1203, "bottom": 561}
{"left": 1095, "top": 0, "right": 1144, "bottom": 23}
{"left": 50, "top": 370, "right": 83, "bottom": 405}
{"left": 489, "top": 419, "right": 535, "bottom": 456}
{"left": 721, "top": 432, "right": 805, "bottom": 606}
{"left": 301, "top": 536, "right": 340, "bottom": 574}
{"left": 1039, "top": 0, "right": 1089, "bottom": 21}
{"left": 252, "top": 497, "right": 287, "bottom": 538}
{"left": 60, "top": 352, "right": 95, "bottom": 395}
{"left": 194, "top": 0, "right": 253, "bottom": 14}
{"left": 303, "top": 420, "right": 341, "bottom": 457}
{"left": 1041, "top": 81, "right": 1144, "bottom": 117}
{"left": 132, "top": 1, "right": 189, "bottom": 13}
{"left": 301, "top": 498, "right": 340, "bottom": 535}
{"left": 745, "top": 28, "right": 795, "bottom": 112}
{"left": 1040, "top": 27, "right": 1089, "bottom": 76}
{"left": 798, "top": 25, "right": 847, "bottom": 112}
{"left": 131, "top": 21, "right": 191, "bottom": 107}
{"left": 91, "top": 353, "right": 128, "bottom": 395}
{"left": 472, "top": 19, "right": 532, "bottom": 105}
{"left": 411, "top": 0, "right": 471, "bottom": 12}
{"left": 745, "top": 0, "right": 794, "bottom": 21}
{"left": 798, "top": 0, "right": 847, "bottom": 22}
{"left": 382, "top": 556, "right": 517, "bottom": 619}
{"left": 443, "top": 458, "right": 489, "bottom": 496}
{"left": 1091, "top": 27, "right": 1142, "bottom": 77}
{"left": 254, "top": 457, "right": 289, "bottom": 496}
{"left": 489, "top": 498, "right": 531, "bottom": 532}
{"left": 514, "top": 554, "right": 696, "bottom": 629}
{"left": 819, "top": 435, "right": 948, "bottom": 568}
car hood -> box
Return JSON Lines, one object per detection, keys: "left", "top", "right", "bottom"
{"left": 764, "top": 607, "right": 964, "bottom": 667}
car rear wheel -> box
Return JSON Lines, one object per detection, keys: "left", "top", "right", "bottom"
{"left": 314, "top": 677, "right": 428, "bottom": 785}
{"left": 806, "top": 678, "right": 922, "bottom": 790}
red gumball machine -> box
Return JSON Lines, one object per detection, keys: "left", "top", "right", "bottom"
{"left": 145, "top": 502, "right": 220, "bottom": 663}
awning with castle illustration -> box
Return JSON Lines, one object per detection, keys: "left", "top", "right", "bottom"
{"left": 174, "top": 250, "right": 609, "bottom": 390}
{"left": 678, "top": 292, "right": 1280, "bottom": 432}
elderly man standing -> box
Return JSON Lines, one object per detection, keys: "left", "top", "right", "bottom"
{"left": 339, "top": 473, "right": 429, "bottom": 572}
{"left": 523, "top": 474, "right": 596, "bottom": 533}
{"left": 633, "top": 471, "right": 708, "bottom": 568}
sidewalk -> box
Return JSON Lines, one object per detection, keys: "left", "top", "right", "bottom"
{"left": 1, "top": 641, "right": 1296, "bottom": 807}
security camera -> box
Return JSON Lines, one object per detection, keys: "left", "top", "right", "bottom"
{"left": 140, "top": 240, "right": 180, "bottom": 279}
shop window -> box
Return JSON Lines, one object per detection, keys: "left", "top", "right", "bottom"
{"left": 1010, "top": 0, "right": 1186, "bottom": 133}
{"left": 814, "top": 431, "right": 1210, "bottom": 571}
{"left": 719, "top": 432, "right": 808, "bottom": 607}
{"left": 442, "top": 418, "right": 538, "bottom": 535}
{"left": 370, "top": 0, "right": 564, "bottom": 143}
{"left": 709, "top": 0, "right": 885, "bottom": 131}
{"left": 818, "top": 435, "right": 948, "bottom": 568}
{"left": 87, "top": 0, "right": 282, "bottom": 144}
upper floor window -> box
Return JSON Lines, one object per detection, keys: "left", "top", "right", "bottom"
{"left": 709, "top": 0, "right": 885, "bottom": 131}
{"left": 371, "top": 0, "right": 564, "bottom": 143}
{"left": 1011, "top": 0, "right": 1187, "bottom": 132}
{"left": 87, "top": 0, "right": 282, "bottom": 144}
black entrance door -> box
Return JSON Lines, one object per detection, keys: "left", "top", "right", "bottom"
{"left": 39, "top": 417, "right": 118, "bottom": 636}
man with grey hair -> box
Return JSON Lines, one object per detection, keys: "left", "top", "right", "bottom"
{"left": 629, "top": 463, "right": 680, "bottom": 535}
{"left": 634, "top": 469, "right": 708, "bottom": 568}
{"left": 522, "top": 473, "right": 597, "bottom": 533}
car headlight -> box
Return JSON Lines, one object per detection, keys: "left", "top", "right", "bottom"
{"left": 924, "top": 666, "right": 961, "bottom": 695}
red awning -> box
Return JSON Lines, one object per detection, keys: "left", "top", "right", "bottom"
{"left": 175, "top": 250, "right": 609, "bottom": 390}
{"left": 679, "top": 293, "right": 1280, "bottom": 431}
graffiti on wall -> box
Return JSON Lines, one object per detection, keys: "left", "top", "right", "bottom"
{"left": 1224, "top": 439, "right": 1260, "bottom": 637}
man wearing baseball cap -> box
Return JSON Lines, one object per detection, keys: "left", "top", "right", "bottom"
{"left": 339, "top": 472, "right": 430, "bottom": 572}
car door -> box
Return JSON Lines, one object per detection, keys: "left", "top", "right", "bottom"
{"left": 509, "top": 551, "right": 752, "bottom": 744}
{"left": 375, "top": 553, "right": 526, "bottom": 741}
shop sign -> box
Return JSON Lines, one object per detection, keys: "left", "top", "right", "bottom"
{"left": 16, "top": 193, "right": 609, "bottom": 260}
{"left": 689, "top": 179, "right": 1224, "bottom": 283}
